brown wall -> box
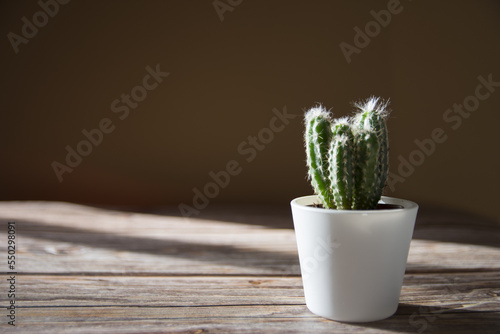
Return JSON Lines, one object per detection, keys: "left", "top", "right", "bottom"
{"left": 1, "top": 0, "right": 499, "bottom": 221}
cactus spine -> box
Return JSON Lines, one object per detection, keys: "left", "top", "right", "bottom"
{"left": 304, "top": 97, "right": 389, "bottom": 210}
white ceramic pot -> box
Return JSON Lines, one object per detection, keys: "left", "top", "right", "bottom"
{"left": 290, "top": 195, "right": 418, "bottom": 322}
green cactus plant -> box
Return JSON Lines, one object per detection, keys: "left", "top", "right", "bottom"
{"left": 304, "top": 97, "right": 389, "bottom": 210}
{"left": 304, "top": 107, "right": 334, "bottom": 208}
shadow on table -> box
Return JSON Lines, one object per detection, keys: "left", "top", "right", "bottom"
{"left": 140, "top": 203, "right": 295, "bottom": 229}
{"left": 16, "top": 217, "right": 301, "bottom": 274}
{"left": 352, "top": 303, "right": 500, "bottom": 333}
{"left": 411, "top": 205, "right": 500, "bottom": 248}
{"left": 142, "top": 203, "right": 500, "bottom": 248}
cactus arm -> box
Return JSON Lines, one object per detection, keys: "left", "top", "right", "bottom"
{"left": 353, "top": 131, "right": 380, "bottom": 209}
{"left": 353, "top": 97, "right": 390, "bottom": 208}
{"left": 329, "top": 130, "right": 355, "bottom": 210}
{"left": 305, "top": 107, "right": 334, "bottom": 208}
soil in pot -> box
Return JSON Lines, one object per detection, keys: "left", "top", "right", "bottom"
{"left": 308, "top": 203, "right": 404, "bottom": 210}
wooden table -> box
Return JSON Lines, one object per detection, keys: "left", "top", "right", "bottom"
{"left": 1, "top": 201, "right": 499, "bottom": 333}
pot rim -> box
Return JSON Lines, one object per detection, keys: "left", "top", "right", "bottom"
{"left": 291, "top": 195, "right": 418, "bottom": 215}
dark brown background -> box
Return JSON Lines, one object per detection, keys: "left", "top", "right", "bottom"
{"left": 1, "top": 0, "right": 499, "bottom": 221}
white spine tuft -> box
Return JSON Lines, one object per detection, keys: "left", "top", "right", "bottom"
{"left": 304, "top": 104, "right": 332, "bottom": 125}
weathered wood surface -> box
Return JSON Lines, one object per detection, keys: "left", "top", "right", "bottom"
{"left": 0, "top": 201, "right": 499, "bottom": 333}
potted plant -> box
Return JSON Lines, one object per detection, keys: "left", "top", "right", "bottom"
{"left": 290, "top": 97, "right": 418, "bottom": 322}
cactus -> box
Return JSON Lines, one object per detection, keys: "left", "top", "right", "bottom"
{"left": 329, "top": 118, "right": 355, "bottom": 210}
{"left": 353, "top": 97, "right": 389, "bottom": 209}
{"left": 353, "top": 130, "right": 381, "bottom": 209}
{"left": 304, "top": 106, "right": 334, "bottom": 208}
{"left": 304, "top": 97, "right": 389, "bottom": 210}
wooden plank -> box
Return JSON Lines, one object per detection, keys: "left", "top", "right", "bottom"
{"left": 14, "top": 273, "right": 500, "bottom": 308}
{"left": 2, "top": 274, "right": 499, "bottom": 333}
{"left": 15, "top": 276, "right": 306, "bottom": 307}
{"left": 10, "top": 309, "right": 499, "bottom": 334}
